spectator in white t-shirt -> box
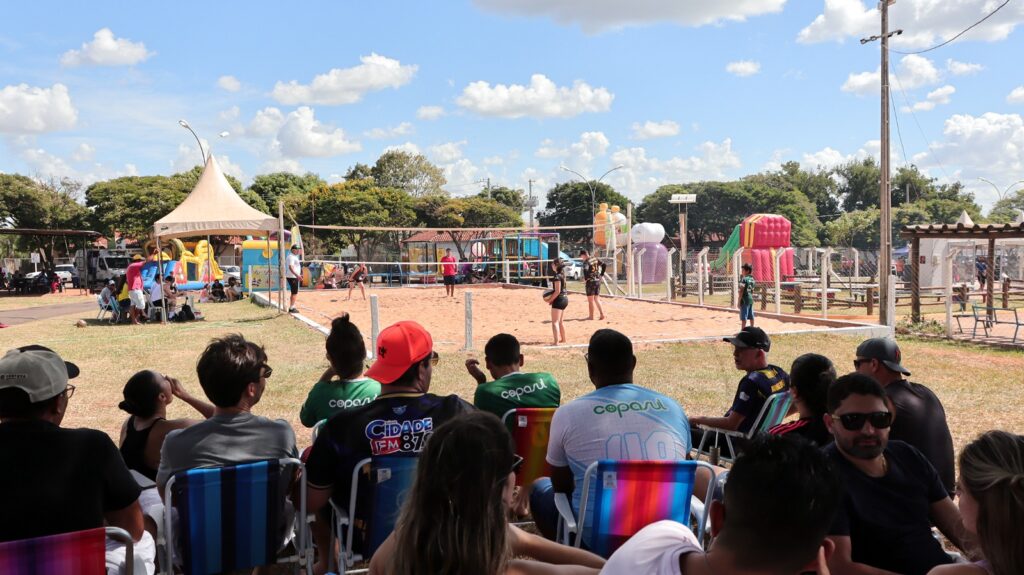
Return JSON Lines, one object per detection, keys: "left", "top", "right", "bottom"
{"left": 601, "top": 435, "right": 842, "bottom": 575}
{"left": 530, "top": 329, "right": 691, "bottom": 545}
{"left": 285, "top": 244, "right": 302, "bottom": 313}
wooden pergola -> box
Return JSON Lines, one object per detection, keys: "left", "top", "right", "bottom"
{"left": 900, "top": 221, "right": 1024, "bottom": 322}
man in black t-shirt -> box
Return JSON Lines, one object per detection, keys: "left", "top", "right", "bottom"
{"left": 823, "top": 373, "right": 971, "bottom": 575}
{"left": 0, "top": 345, "right": 154, "bottom": 572}
{"left": 854, "top": 337, "right": 956, "bottom": 496}
{"left": 305, "top": 321, "right": 473, "bottom": 573}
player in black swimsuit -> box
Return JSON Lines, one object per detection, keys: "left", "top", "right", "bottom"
{"left": 544, "top": 259, "right": 569, "bottom": 345}
{"left": 579, "top": 249, "right": 606, "bottom": 321}
{"left": 346, "top": 263, "right": 368, "bottom": 301}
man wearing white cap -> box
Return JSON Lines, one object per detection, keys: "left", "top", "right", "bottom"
{"left": 0, "top": 345, "right": 156, "bottom": 574}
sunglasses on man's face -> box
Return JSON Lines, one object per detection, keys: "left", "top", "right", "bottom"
{"left": 429, "top": 351, "right": 439, "bottom": 367}
{"left": 852, "top": 358, "right": 873, "bottom": 369}
{"left": 261, "top": 365, "right": 273, "bottom": 379}
{"left": 832, "top": 411, "right": 893, "bottom": 431}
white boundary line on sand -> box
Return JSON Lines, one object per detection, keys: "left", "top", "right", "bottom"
{"left": 250, "top": 291, "right": 329, "bottom": 337}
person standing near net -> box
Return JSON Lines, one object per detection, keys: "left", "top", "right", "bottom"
{"left": 544, "top": 259, "right": 569, "bottom": 345}
{"left": 286, "top": 244, "right": 302, "bottom": 313}
{"left": 738, "top": 262, "right": 755, "bottom": 328}
{"left": 579, "top": 250, "right": 606, "bottom": 321}
{"left": 346, "top": 262, "right": 368, "bottom": 301}
{"left": 441, "top": 248, "right": 457, "bottom": 298}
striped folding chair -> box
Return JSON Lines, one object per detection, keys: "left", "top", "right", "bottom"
{"left": 692, "top": 391, "right": 793, "bottom": 464}
{"left": 556, "top": 459, "right": 715, "bottom": 558}
{"left": 162, "top": 458, "right": 310, "bottom": 575}
{"left": 501, "top": 407, "right": 556, "bottom": 488}
{"left": 331, "top": 455, "right": 418, "bottom": 574}
{"left": 0, "top": 527, "right": 133, "bottom": 575}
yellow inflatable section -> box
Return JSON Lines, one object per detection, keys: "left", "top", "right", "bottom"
{"left": 143, "top": 238, "right": 223, "bottom": 282}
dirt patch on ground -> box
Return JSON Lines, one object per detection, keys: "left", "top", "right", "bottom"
{"left": 294, "top": 284, "right": 841, "bottom": 349}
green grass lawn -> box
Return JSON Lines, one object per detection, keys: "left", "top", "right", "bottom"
{"left": 0, "top": 298, "right": 1020, "bottom": 455}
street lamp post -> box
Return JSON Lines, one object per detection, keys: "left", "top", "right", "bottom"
{"left": 978, "top": 177, "right": 1024, "bottom": 203}
{"left": 178, "top": 119, "right": 206, "bottom": 164}
{"left": 559, "top": 165, "right": 624, "bottom": 255}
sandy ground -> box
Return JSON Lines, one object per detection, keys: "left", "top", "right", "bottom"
{"left": 293, "top": 284, "right": 837, "bottom": 349}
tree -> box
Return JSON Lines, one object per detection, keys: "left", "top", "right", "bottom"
{"left": 824, "top": 209, "right": 879, "bottom": 250}
{"left": 636, "top": 185, "right": 688, "bottom": 239}
{"left": 370, "top": 150, "right": 446, "bottom": 197}
{"left": 682, "top": 182, "right": 756, "bottom": 248}
{"left": 835, "top": 158, "right": 882, "bottom": 212}
{"left": 0, "top": 174, "right": 91, "bottom": 265}
{"left": 478, "top": 186, "right": 525, "bottom": 213}
{"left": 344, "top": 163, "right": 373, "bottom": 181}
{"left": 746, "top": 182, "right": 821, "bottom": 247}
{"left": 538, "top": 181, "right": 630, "bottom": 243}
{"left": 744, "top": 161, "right": 840, "bottom": 222}
{"left": 247, "top": 172, "right": 325, "bottom": 208}
{"left": 988, "top": 189, "right": 1024, "bottom": 223}
{"left": 414, "top": 194, "right": 522, "bottom": 258}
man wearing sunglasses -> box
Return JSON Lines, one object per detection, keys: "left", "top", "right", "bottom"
{"left": 823, "top": 373, "right": 972, "bottom": 575}
{"left": 305, "top": 320, "right": 473, "bottom": 573}
{"left": 853, "top": 337, "right": 955, "bottom": 497}
{"left": 0, "top": 345, "right": 156, "bottom": 574}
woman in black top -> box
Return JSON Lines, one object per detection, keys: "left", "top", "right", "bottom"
{"left": 768, "top": 353, "right": 836, "bottom": 446}
{"left": 544, "top": 259, "right": 569, "bottom": 345}
{"left": 346, "top": 262, "right": 368, "bottom": 301}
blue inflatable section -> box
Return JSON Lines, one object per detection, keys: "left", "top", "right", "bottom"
{"left": 141, "top": 260, "right": 206, "bottom": 292}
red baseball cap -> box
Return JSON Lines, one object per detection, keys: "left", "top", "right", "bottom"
{"left": 365, "top": 321, "right": 433, "bottom": 384}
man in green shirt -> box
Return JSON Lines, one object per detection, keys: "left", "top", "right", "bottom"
{"left": 739, "top": 262, "right": 756, "bottom": 329}
{"left": 466, "top": 333, "right": 561, "bottom": 419}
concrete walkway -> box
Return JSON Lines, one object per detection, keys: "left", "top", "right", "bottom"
{"left": 0, "top": 300, "right": 98, "bottom": 326}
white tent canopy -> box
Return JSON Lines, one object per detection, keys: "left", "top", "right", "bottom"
{"left": 153, "top": 154, "right": 277, "bottom": 239}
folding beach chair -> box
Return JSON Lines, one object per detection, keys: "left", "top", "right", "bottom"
{"left": 0, "top": 526, "right": 134, "bottom": 575}
{"left": 96, "top": 294, "right": 121, "bottom": 323}
{"left": 691, "top": 391, "right": 793, "bottom": 464}
{"left": 330, "top": 455, "right": 418, "bottom": 574}
{"left": 554, "top": 459, "right": 715, "bottom": 558}
{"left": 501, "top": 407, "right": 556, "bottom": 488}
{"left": 159, "top": 458, "right": 311, "bottom": 575}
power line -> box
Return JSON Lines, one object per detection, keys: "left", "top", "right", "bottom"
{"left": 889, "top": 68, "right": 954, "bottom": 181}
{"left": 892, "top": 0, "right": 1011, "bottom": 55}
{"left": 889, "top": 78, "right": 910, "bottom": 168}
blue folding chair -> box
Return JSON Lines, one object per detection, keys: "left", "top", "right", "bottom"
{"left": 691, "top": 391, "right": 793, "bottom": 464}
{"left": 330, "top": 455, "right": 418, "bottom": 574}
{"left": 160, "top": 458, "right": 311, "bottom": 575}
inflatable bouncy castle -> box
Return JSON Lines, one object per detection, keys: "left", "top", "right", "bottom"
{"left": 631, "top": 222, "right": 669, "bottom": 283}
{"left": 714, "top": 214, "right": 794, "bottom": 282}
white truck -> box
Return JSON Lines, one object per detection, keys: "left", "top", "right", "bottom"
{"left": 79, "top": 249, "right": 140, "bottom": 291}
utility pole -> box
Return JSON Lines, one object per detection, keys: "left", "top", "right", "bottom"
{"left": 861, "top": 0, "right": 902, "bottom": 328}
{"left": 528, "top": 179, "right": 535, "bottom": 228}
{"left": 486, "top": 177, "right": 491, "bottom": 199}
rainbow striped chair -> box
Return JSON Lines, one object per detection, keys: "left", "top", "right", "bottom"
{"left": 0, "top": 527, "right": 134, "bottom": 575}
{"left": 162, "top": 458, "right": 310, "bottom": 575}
{"left": 556, "top": 459, "right": 715, "bottom": 558}
{"left": 331, "top": 455, "right": 418, "bottom": 574}
{"left": 502, "top": 408, "right": 556, "bottom": 488}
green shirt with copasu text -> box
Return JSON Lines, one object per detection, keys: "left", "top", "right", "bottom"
{"left": 473, "top": 372, "right": 561, "bottom": 419}
{"left": 300, "top": 377, "right": 381, "bottom": 427}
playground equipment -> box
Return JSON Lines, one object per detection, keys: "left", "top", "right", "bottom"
{"left": 140, "top": 238, "right": 223, "bottom": 291}
{"left": 630, "top": 222, "right": 669, "bottom": 284}
{"left": 714, "top": 214, "right": 794, "bottom": 282}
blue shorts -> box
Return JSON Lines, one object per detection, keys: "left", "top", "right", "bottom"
{"left": 739, "top": 303, "right": 754, "bottom": 321}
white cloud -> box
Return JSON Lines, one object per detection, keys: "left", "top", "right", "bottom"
{"left": 799, "top": 0, "right": 1024, "bottom": 48}
{"left": 416, "top": 105, "right": 445, "bottom": 120}
{"left": 482, "top": 155, "right": 504, "bottom": 165}
{"left": 258, "top": 158, "right": 304, "bottom": 175}
{"left": 0, "top": 83, "right": 77, "bottom": 134}
{"left": 60, "top": 28, "right": 153, "bottom": 67}
{"left": 608, "top": 138, "right": 742, "bottom": 199}
{"left": 248, "top": 107, "right": 286, "bottom": 137}
{"left": 534, "top": 132, "right": 610, "bottom": 163}
{"left": 631, "top": 120, "right": 680, "bottom": 140}
{"left": 800, "top": 140, "right": 880, "bottom": 172}
{"left": 473, "top": 0, "right": 785, "bottom": 33}
{"left": 271, "top": 54, "right": 417, "bottom": 105}
{"left": 441, "top": 158, "right": 481, "bottom": 188}
{"left": 841, "top": 54, "right": 940, "bottom": 95}
{"left": 428, "top": 140, "right": 467, "bottom": 163}
{"left": 913, "top": 112, "right": 1024, "bottom": 207}
{"left": 384, "top": 142, "right": 422, "bottom": 156}
{"left": 1008, "top": 86, "right": 1024, "bottom": 104}
{"left": 364, "top": 122, "right": 414, "bottom": 139}
{"left": 71, "top": 143, "right": 95, "bottom": 163}
{"left": 457, "top": 74, "right": 613, "bottom": 118}
{"left": 946, "top": 59, "right": 983, "bottom": 76}
{"left": 218, "top": 106, "right": 240, "bottom": 123}
{"left": 901, "top": 84, "right": 956, "bottom": 112}
{"left": 275, "top": 107, "right": 361, "bottom": 157}
{"left": 217, "top": 75, "right": 241, "bottom": 92}
{"left": 725, "top": 60, "right": 761, "bottom": 77}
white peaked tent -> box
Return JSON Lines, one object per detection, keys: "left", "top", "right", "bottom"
{"left": 152, "top": 154, "right": 286, "bottom": 320}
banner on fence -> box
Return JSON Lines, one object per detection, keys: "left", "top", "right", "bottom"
{"left": 246, "top": 265, "right": 282, "bottom": 292}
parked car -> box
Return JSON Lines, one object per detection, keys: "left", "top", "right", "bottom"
{"left": 25, "top": 268, "right": 73, "bottom": 285}
{"left": 221, "top": 265, "right": 241, "bottom": 281}
{"left": 565, "top": 258, "right": 584, "bottom": 281}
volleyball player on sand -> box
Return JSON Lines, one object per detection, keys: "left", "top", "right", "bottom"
{"left": 544, "top": 259, "right": 568, "bottom": 345}
{"left": 579, "top": 250, "right": 606, "bottom": 321}
{"left": 346, "top": 262, "right": 368, "bottom": 301}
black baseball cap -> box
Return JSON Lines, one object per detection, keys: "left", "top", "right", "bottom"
{"left": 723, "top": 327, "right": 771, "bottom": 352}
{"left": 855, "top": 338, "right": 910, "bottom": 376}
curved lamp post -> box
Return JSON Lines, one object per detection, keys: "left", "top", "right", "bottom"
{"left": 978, "top": 177, "right": 1024, "bottom": 203}
{"left": 559, "top": 164, "right": 625, "bottom": 254}
{"left": 178, "top": 119, "right": 207, "bottom": 164}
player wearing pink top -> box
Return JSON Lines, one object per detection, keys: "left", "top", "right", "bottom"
{"left": 441, "top": 248, "right": 457, "bottom": 298}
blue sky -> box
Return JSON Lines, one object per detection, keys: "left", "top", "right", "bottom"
{"left": 2, "top": 0, "right": 1023, "bottom": 209}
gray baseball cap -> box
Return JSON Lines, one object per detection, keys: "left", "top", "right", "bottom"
{"left": 0, "top": 345, "right": 79, "bottom": 402}
{"left": 856, "top": 338, "right": 911, "bottom": 376}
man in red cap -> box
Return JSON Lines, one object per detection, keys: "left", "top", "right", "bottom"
{"left": 304, "top": 320, "right": 473, "bottom": 572}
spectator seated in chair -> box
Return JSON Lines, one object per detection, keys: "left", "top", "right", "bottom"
{"left": 209, "top": 279, "right": 227, "bottom": 302}
{"left": 225, "top": 276, "right": 243, "bottom": 301}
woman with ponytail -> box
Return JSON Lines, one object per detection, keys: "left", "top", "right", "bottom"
{"left": 299, "top": 312, "right": 380, "bottom": 427}
{"left": 929, "top": 430, "right": 1024, "bottom": 575}
{"left": 370, "top": 412, "right": 603, "bottom": 575}
{"left": 118, "top": 370, "right": 214, "bottom": 482}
